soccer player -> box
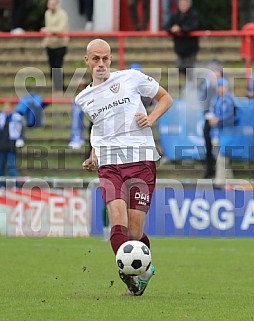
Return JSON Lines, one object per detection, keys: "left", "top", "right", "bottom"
{"left": 75, "top": 39, "right": 173, "bottom": 295}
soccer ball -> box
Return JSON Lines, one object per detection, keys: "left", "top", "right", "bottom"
{"left": 116, "top": 240, "right": 151, "bottom": 276}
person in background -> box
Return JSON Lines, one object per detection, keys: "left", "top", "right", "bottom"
{"left": 68, "top": 80, "right": 87, "bottom": 150}
{"left": 16, "top": 93, "right": 47, "bottom": 128}
{"left": 128, "top": 0, "right": 150, "bottom": 31}
{"left": 10, "top": 0, "right": 27, "bottom": 34}
{"left": 41, "top": 0, "right": 69, "bottom": 95}
{"left": 247, "top": 73, "right": 254, "bottom": 98}
{"left": 0, "top": 101, "right": 23, "bottom": 188}
{"left": 168, "top": 0, "right": 199, "bottom": 81}
{"left": 102, "top": 204, "right": 110, "bottom": 241}
{"left": 208, "top": 78, "right": 236, "bottom": 186}
{"left": 198, "top": 60, "right": 223, "bottom": 178}
{"left": 68, "top": 79, "right": 92, "bottom": 154}
{"left": 68, "top": 102, "right": 85, "bottom": 149}
{"left": 161, "top": 0, "right": 171, "bottom": 30}
{"left": 78, "top": 0, "right": 94, "bottom": 31}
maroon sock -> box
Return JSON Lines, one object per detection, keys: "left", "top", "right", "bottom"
{"left": 110, "top": 225, "right": 129, "bottom": 254}
{"left": 139, "top": 233, "right": 150, "bottom": 249}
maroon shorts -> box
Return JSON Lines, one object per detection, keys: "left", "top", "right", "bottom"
{"left": 98, "top": 161, "right": 156, "bottom": 213}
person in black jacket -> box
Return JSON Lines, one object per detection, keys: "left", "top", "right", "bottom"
{"left": 198, "top": 60, "right": 223, "bottom": 178}
{"left": 168, "top": 0, "right": 199, "bottom": 81}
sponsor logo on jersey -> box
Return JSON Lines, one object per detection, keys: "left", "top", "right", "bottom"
{"left": 90, "top": 97, "right": 130, "bottom": 120}
{"left": 87, "top": 99, "right": 94, "bottom": 106}
{"left": 110, "top": 83, "right": 120, "bottom": 93}
{"left": 134, "top": 191, "right": 150, "bottom": 206}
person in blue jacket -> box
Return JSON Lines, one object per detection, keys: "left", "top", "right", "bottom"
{"left": 16, "top": 94, "right": 47, "bottom": 128}
{"left": 247, "top": 73, "right": 254, "bottom": 98}
{"left": 68, "top": 79, "right": 90, "bottom": 150}
{"left": 0, "top": 101, "right": 23, "bottom": 187}
{"left": 208, "top": 77, "right": 236, "bottom": 185}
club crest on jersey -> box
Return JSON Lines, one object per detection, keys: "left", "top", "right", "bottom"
{"left": 110, "top": 83, "right": 120, "bottom": 93}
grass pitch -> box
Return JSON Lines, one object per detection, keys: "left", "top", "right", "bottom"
{"left": 1, "top": 237, "right": 254, "bottom": 321}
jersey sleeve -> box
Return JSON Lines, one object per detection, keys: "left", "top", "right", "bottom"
{"left": 130, "top": 69, "right": 159, "bottom": 98}
{"left": 74, "top": 91, "right": 86, "bottom": 112}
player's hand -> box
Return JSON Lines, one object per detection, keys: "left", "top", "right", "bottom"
{"left": 82, "top": 157, "right": 97, "bottom": 171}
{"left": 135, "top": 112, "right": 153, "bottom": 128}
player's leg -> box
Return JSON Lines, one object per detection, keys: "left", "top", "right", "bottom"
{"left": 125, "top": 162, "right": 156, "bottom": 296}
{"left": 128, "top": 208, "right": 150, "bottom": 247}
{"left": 106, "top": 198, "right": 129, "bottom": 254}
{"left": 98, "top": 162, "right": 156, "bottom": 295}
{"left": 127, "top": 161, "right": 156, "bottom": 246}
{"left": 127, "top": 208, "right": 155, "bottom": 296}
{"left": 98, "top": 165, "right": 131, "bottom": 254}
{"left": 106, "top": 198, "right": 140, "bottom": 294}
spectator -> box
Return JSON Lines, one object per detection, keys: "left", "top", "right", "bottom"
{"left": 128, "top": 0, "right": 150, "bottom": 31}
{"left": 198, "top": 60, "right": 223, "bottom": 178}
{"left": 168, "top": 0, "right": 199, "bottom": 81}
{"left": 16, "top": 93, "right": 48, "bottom": 128}
{"left": 78, "top": 0, "right": 94, "bottom": 31}
{"left": 41, "top": 0, "right": 69, "bottom": 95}
{"left": 68, "top": 79, "right": 91, "bottom": 151}
{"left": 247, "top": 73, "right": 254, "bottom": 98}
{"left": 68, "top": 102, "right": 85, "bottom": 149}
{"left": 161, "top": 0, "right": 171, "bottom": 31}
{"left": 102, "top": 204, "right": 110, "bottom": 242}
{"left": 10, "top": 0, "right": 27, "bottom": 34}
{"left": 0, "top": 101, "right": 23, "bottom": 188}
{"left": 208, "top": 78, "right": 236, "bottom": 186}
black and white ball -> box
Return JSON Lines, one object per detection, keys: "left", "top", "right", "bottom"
{"left": 116, "top": 240, "right": 151, "bottom": 276}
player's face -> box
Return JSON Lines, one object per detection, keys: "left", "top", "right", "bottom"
{"left": 84, "top": 44, "right": 112, "bottom": 83}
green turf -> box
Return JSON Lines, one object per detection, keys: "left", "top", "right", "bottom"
{"left": 1, "top": 237, "right": 254, "bottom": 321}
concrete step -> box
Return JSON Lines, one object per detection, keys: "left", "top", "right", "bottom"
{"left": 16, "top": 161, "right": 254, "bottom": 179}
{"left": 0, "top": 47, "right": 241, "bottom": 64}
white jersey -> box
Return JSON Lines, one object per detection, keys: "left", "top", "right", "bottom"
{"left": 75, "top": 69, "right": 160, "bottom": 166}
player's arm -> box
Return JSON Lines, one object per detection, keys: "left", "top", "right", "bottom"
{"left": 82, "top": 148, "right": 97, "bottom": 171}
{"left": 136, "top": 86, "right": 173, "bottom": 128}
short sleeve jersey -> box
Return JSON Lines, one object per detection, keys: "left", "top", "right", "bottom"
{"left": 75, "top": 69, "right": 160, "bottom": 166}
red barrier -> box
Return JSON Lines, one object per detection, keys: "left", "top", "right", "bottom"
{"left": 0, "top": 29, "right": 252, "bottom": 72}
{"left": 0, "top": 97, "right": 73, "bottom": 104}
